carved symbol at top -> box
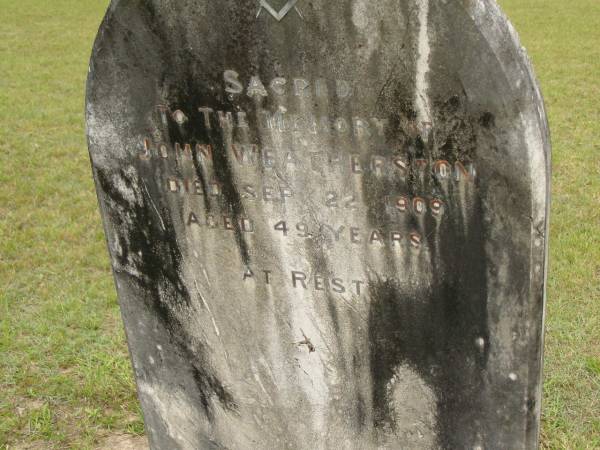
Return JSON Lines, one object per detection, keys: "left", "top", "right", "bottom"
{"left": 257, "top": 0, "right": 303, "bottom": 21}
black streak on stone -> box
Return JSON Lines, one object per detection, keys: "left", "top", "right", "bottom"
{"left": 480, "top": 112, "right": 496, "bottom": 129}
{"left": 162, "top": 72, "right": 251, "bottom": 267}
{"left": 95, "top": 168, "right": 237, "bottom": 421}
{"left": 367, "top": 197, "right": 491, "bottom": 449}
{"left": 142, "top": 2, "right": 254, "bottom": 267}
{"left": 365, "top": 86, "right": 491, "bottom": 446}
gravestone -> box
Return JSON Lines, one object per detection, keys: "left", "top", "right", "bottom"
{"left": 86, "top": 1, "right": 550, "bottom": 449}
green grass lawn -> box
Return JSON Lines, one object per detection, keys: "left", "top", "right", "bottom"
{"left": 1, "top": 0, "right": 598, "bottom": 448}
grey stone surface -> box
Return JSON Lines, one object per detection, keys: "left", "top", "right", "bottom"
{"left": 86, "top": 1, "right": 550, "bottom": 449}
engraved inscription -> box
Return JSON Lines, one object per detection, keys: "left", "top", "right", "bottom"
{"left": 139, "top": 68, "right": 480, "bottom": 299}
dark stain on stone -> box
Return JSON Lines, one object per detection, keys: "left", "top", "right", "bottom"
{"left": 480, "top": 111, "right": 496, "bottom": 129}
{"left": 446, "top": 94, "right": 461, "bottom": 112}
{"left": 95, "top": 167, "right": 237, "bottom": 421}
{"left": 364, "top": 74, "right": 491, "bottom": 446}
{"left": 142, "top": 2, "right": 254, "bottom": 267}
{"left": 367, "top": 183, "right": 491, "bottom": 448}
{"left": 432, "top": 94, "right": 479, "bottom": 162}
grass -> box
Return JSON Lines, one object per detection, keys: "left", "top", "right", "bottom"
{"left": 0, "top": 0, "right": 598, "bottom": 448}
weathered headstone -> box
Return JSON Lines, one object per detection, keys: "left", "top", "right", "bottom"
{"left": 86, "top": 1, "right": 550, "bottom": 449}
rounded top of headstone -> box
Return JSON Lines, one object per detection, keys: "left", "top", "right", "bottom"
{"left": 87, "top": 0, "right": 549, "bottom": 173}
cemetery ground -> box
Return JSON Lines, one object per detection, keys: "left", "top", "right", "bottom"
{"left": 0, "top": 0, "right": 598, "bottom": 448}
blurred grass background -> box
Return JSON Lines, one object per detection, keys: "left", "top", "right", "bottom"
{"left": 0, "top": 0, "right": 598, "bottom": 448}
